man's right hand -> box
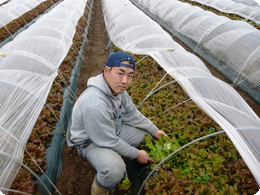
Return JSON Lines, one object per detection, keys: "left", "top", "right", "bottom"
{"left": 136, "top": 150, "right": 156, "bottom": 164}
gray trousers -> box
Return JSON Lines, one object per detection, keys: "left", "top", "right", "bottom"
{"left": 77, "top": 124, "right": 147, "bottom": 189}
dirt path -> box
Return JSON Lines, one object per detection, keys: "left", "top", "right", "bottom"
{"left": 55, "top": 1, "right": 133, "bottom": 194}
{"left": 55, "top": 0, "right": 110, "bottom": 194}
{"left": 55, "top": 0, "right": 260, "bottom": 194}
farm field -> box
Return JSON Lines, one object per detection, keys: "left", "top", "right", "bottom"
{"left": 0, "top": 0, "right": 60, "bottom": 44}
{"left": 55, "top": 0, "right": 260, "bottom": 195}
{"left": 1, "top": 0, "right": 260, "bottom": 194}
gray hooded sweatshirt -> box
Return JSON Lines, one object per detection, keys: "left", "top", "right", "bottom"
{"left": 68, "top": 74, "right": 158, "bottom": 159}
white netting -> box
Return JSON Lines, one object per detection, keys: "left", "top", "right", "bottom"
{"left": 133, "top": 0, "right": 260, "bottom": 104}
{"left": 232, "top": 0, "right": 259, "bottom": 6}
{"left": 204, "top": 30, "right": 260, "bottom": 88}
{"left": 0, "top": 0, "right": 88, "bottom": 191}
{"left": 0, "top": 0, "right": 49, "bottom": 28}
{"left": 103, "top": 1, "right": 184, "bottom": 54}
{"left": 188, "top": 0, "right": 260, "bottom": 24}
{"left": 102, "top": 0, "right": 260, "bottom": 185}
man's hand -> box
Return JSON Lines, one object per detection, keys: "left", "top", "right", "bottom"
{"left": 136, "top": 150, "right": 156, "bottom": 164}
{"left": 153, "top": 129, "right": 168, "bottom": 139}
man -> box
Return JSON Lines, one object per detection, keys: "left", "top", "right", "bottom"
{"left": 67, "top": 51, "right": 167, "bottom": 195}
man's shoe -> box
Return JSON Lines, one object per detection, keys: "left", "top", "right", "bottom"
{"left": 91, "top": 176, "right": 110, "bottom": 195}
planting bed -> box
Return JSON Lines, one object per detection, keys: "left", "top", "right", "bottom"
{"left": 1, "top": 0, "right": 260, "bottom": 194}
{"left": 0, "top": 0, "right": 60, "bottom": 44}
{"left": 56, "top": 1, "right": 260, "bottom": 194}
{"left": 127, "top": 52, "right": 259, "bottom": 194}
{"left": 1, "top": 0, "right": 92, "bottom": 194}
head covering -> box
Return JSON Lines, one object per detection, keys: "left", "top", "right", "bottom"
{"left": 105, "top": 51, "right": 135, "bottom": 70}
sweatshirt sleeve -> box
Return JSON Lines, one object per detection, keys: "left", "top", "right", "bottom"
{"left": 82, "top": 93, "right": 139, "bottom": 159}
{"left": 122, "top": 92, "right": 158, "bottom": 136}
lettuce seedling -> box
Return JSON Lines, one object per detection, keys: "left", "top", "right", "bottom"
{"left": 142, "top": 134, "right": 180, "bottom": 162}
{"left": 118, "top": 177, "right": 131, "bottom": 191}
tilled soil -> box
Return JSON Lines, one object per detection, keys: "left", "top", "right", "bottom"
{"left": 54, "top": 0, "right": 260, "bottom": 194}
{"left": 54, "top": 0, "right": 130, "bottom": 194}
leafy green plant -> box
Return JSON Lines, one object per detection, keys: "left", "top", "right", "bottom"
{"left": 9, "top": 167, "right": 41, "bottom": 195}
{"left": 127, "top": 54, "right": 259, "bottom": 194}
{"left": 23, "top": 143, "right": 48, "bottom": 175}
{"left": 118, "top": 177, "right": 132, "bottom": 191}
{"left": 141, "top": 134, "right": 180, "bottom": 162}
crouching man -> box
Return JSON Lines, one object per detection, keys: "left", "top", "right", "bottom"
{"left": 67, "top": 51, "right": 167, "bottom": 194}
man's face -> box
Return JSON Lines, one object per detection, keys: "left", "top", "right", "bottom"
{"left": 104, "top": 61, "right": 134, "bottom": 95}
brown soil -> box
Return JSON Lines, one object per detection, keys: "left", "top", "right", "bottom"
{"left": 54, "top": 0, "right": 130, "bottom": 194}
{"left": 0, "top": 0, "right": 10, "bottom": 6}
{"left": 55, "top": 0, "right": 260, "bottom": 195}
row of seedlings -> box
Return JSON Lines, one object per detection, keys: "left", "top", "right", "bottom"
{"left": 132, "top": 0, "right": 260, "bottom": 105}
{"left": 101, "top": 0, "right": 260, "bottom": 193}
{"left": 0, "top": 0, "right": 92, "bottom": 194}
{"left": 0, "top": 0, "right": 61, "bottom": 44}
{"left": 126, "top": 49, "right": 259, "bottom": 195}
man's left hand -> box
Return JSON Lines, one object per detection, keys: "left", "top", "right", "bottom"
{"left": 153, "top": 130, "right": 168, "bottom": 139}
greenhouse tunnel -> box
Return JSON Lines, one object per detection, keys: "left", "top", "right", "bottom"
{"left": 0, "top": 0, "right": 54, "bottom": 28}
{"left": 0, "top": 0, "right": 63, "bottom": 48}
{"left": 132, "top": 0, "right": 260, "bottom": 105}
{"left": 0, "top": 0, "right": 91, "bottom": 193}
{"left": 0, "top": 0, "right": 260, "bottom": 194}
{"left": 187, "top": 0, "right": 260, "bottom": 24}
{"left": 103, "top": 0, "right": 260, "bottom": 187}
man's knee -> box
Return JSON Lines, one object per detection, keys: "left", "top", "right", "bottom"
{"left": 97, "top": 157, "right": 126, "bottom": 188}
{"left": 109, "top": 157, "right": 126, "bottom": 181}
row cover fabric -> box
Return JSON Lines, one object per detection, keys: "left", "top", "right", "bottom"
{"left": 0, "top": 0, "right": 48, "bottom": 29}
{"left": 188, "top": 0, "right": 260, "bottom": 24}
{"left": 134, "top": 0, "right": 260, "bottom": 102}
{"left": 0, "top": 0, "right": 88, "bottom": 192}
{"left": 0, "top": 0, "right": 9, "bottom": 5}
{"left": 232, "top": 0, "right": 259, "bottom": 6}
{"left": 102, "top": 0, "right": 260, "bottom": 186}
